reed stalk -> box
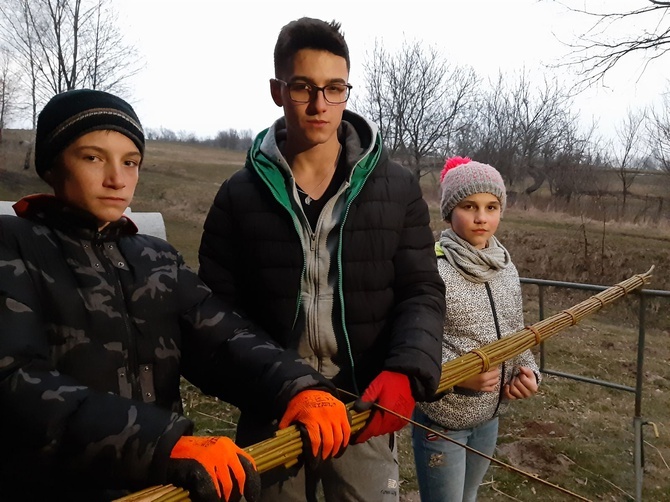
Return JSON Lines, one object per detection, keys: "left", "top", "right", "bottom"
{"left": 113, "top": 484, "right": 190, "bottom": 502}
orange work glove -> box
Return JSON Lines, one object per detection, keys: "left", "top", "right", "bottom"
{"left": 167, "top": 436, "right": 259, "bottom": 502}
{"left": 278, "top": 389, "right": 351, "bottom": 460}
{"left": 352, "top": 370, "right": 415, "bottom": 444}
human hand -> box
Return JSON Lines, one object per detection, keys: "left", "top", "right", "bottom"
{"left": 457, "top": 367, "right": 501, "bottom": 392}
{"left": 167, "top": 435, "right": 259, "bottom": 502}
{"left": 278, "top": 389, "right": 351, "bottom": 460}
{"left": 352, "top": 371, "right": 415, "bottom": 444}
{"left": 503, "top": 366, "right": 538, "bottom": 400}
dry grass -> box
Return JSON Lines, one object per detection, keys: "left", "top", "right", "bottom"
{"left": 2, "top": 130, "right": 669, "bottom": 501}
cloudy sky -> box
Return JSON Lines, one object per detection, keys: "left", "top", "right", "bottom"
{"left": 115, "top": 0, "right": 668, "bottom": 141}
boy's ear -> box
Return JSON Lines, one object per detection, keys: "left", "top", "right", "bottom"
{"left": 270, "top": 79, "right": 283, "bottom": 107}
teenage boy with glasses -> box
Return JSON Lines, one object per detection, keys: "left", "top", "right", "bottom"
{"left": 198, "top": 17, "right": 445, "bottom": 501}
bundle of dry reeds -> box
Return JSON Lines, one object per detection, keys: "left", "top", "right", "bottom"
{"left": 433, "top": 266, "right": 652, "bottom": 394}
{"left": 247, "top": 267, "right": 653, "bottom": 474}
{"left": 117, "top": 267, "right": 652, "bottom": 500}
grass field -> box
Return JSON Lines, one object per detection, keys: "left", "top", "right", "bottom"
{"left": 2, "top": 130, "right": 669, "bottom": 501}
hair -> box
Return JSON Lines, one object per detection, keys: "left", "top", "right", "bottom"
{"left": 273, "top": 17, "right": 350, "bottom": 78}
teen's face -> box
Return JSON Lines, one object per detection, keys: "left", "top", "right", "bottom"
{"left": 49, "top": 130, "right": 141, "bottom": 229}
{"left": 449, "top": 192, "right": 502, "bottom": 249}
{"left": 271, "top": 48, "right": 349, "bottom": 150}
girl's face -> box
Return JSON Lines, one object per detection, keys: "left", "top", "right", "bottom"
{"left": 449, "top": 192, "right": 502, "bottom": 249}
{"left": 48, "top": 130, "right": 141, "bottom": 229}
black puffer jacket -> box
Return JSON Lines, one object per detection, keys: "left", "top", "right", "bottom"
{"left": 0, "top": 195, "right": 332, "bottom": 500}
{"left": 199, "top": 111, "right": 445, "bottom": 407}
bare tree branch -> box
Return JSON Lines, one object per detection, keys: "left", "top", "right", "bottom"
{"left": 610, "top": 109, "right": 648, "bottom": 215}
{"left": 0, "top": 0, "right": 143, "bottom": 126}
{"left": 647, "top": 88, "right": 670, "bottom": 172}
{"left": 357, "top": 39, "right": 478, "bottom": 178}
{"left": 551, "top": 0, "right": 670, "bottom": 87}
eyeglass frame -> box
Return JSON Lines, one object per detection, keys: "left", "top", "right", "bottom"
{"left": 273, "top": 78, "right": 353, "bottom": 104}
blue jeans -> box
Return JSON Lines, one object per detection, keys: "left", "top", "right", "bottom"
{"left": 411, "top": 408, "right": 499, "bottom": 502}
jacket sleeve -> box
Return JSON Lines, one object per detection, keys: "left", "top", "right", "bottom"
{"left": 176, "top": 254, "right": 335, "bottom": 420}
{"left": 383, "top": 175, "right": 446, "bottom": 401}
{"left": 0, "top": 220, "right": 191, "bottom": 489}
{"left": 198, "top": 179, "right": 239, "bottom": 305}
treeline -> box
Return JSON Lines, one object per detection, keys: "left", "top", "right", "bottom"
{"left": 145, "top": 127, "right": 254, "bottom": 152}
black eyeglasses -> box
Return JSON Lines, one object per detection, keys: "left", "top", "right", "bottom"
{"left": 275, "top": 79, "right": 352, "bottom": 104}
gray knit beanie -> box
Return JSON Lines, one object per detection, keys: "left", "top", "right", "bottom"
{"left": 439, "top": 156, "right": 507, "bottom": 221}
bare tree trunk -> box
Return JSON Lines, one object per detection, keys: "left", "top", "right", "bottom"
{"left": 525, "top": 164, "right": 545, "bottom": 194}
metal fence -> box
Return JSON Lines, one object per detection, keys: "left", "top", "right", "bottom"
{"left": 520, "top": 276, "right": 670, "bottom": 501}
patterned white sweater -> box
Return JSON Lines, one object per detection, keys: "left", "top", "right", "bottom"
{"left": 417, "top": 257, "right": 540, "bottom": 430}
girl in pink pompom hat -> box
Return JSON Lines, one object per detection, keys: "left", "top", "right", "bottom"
{"left": 412, "top": 156, "right": 541, "bottom": 501}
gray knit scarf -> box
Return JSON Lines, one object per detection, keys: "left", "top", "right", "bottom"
{"left": 437, "top": 228, "right": 511, "bottom": 283}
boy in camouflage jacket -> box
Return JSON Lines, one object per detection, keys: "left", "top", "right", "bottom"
{"left": 0, "top": 89, "right": 349, "bottom": 501}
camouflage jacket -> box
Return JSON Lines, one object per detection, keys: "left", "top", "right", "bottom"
{"left": 0, "top": 195, "right": 331, "bottom": 500}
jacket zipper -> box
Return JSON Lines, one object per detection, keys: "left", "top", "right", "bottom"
{"left": 485, "top": 281, "right": 506, "bottom": 418}
{"left": 306, "top": 227, "right": 320, "bottom": 365}
{"left": 94, "top": 235, "right": 140, "bottom": 398}
{"left": 251, "top": 131, "right": 381, "bottom": 393}
{"left": 337, "top": 160, "right": 375, "bottom": 396}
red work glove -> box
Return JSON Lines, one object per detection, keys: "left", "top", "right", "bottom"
{"left": 279, "top": 389, "right": 351, "bottom": 460}
{"left": 352, "top": 370, "right": 415, "bottom": 444}
{"left": 167, "top": 435, "right": 259, "bottom": 502}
